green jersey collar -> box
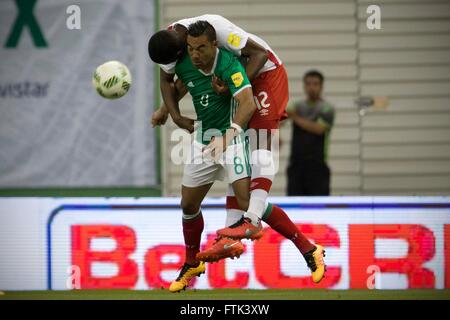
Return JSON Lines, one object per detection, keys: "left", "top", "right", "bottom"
{"left": 198, "top": 48, "right": 220, "bottom": 76}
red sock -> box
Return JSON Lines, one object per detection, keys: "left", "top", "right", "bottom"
{"left": 182, "top": 212, "right": 204, "bottom": 265}
{"left": 263, "top": 204, "right": 315, "bottom": 255}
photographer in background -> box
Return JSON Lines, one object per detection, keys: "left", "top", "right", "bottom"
{"left": 286, "top": 70, "right": 335, "bottom": 196}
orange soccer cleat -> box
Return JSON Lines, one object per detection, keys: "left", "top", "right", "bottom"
{"left": 216, "top": 217, "right": 264, "bottom": 240}
{"left": 196, "top": 237, "right": 245, "bottom": 262}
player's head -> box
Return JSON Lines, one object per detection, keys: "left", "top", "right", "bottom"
{"left": 186, "top": 21, "right": 218, "bottom": 70}
{"left": 303, "top": 70, "right": 324, "bottom": 100}
{"left": 148, "top": 30, "right": 185, "bottom": 64}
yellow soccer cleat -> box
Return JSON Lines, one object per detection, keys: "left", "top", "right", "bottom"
{"left": 304, "top": 244, "right": 326, "bottom": 283}
{"left": 169, "top": 261, "right": 206, "bottom": 293}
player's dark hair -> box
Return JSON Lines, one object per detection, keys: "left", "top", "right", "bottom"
{"left": 148, "top": 30, "right": 183, "bottom": 64}
{"left": 303, "top": 70, "right": 324, "bottom": 84}
{"left": 187, "top": 21, "right": 216, "bottom": 42}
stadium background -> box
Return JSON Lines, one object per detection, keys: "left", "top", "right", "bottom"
{"left": 161, "top": 0, "right": 450, "bottom": 197}
{"left": 1, "top": 0, "right": 450, "bottom": 297}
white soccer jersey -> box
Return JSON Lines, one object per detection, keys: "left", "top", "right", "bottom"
{"left": 159, "top": 14, "right": 282, "bottom": 75}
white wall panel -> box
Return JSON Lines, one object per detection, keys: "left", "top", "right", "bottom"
{"left": 358, "top": 1, "right": 450, "bottom": 195}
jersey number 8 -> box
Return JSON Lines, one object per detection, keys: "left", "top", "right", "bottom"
{"left": 200, "top": 94, "right": 209, "bottom": 107}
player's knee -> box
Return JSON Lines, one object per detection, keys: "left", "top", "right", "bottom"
{"left": 180, "top": 198, "right": 200, "bottom": 215}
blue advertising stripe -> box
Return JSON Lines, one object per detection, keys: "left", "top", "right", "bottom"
{"left": 46, "top": 201, "right": 450, "bottom": 289}
{"left": 51, "top": 202, "right": 450, "bottom": 212}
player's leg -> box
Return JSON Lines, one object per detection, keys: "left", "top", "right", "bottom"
{"left": 231, "top": 175, "right": 267, "bottom": 240}
{"left": 196, "top": 182, "right": 249, "bottom": 262}
{"left": 217, "top": 67, "right": 327, "bottom": 282}
{"left": 197, "top": 141, "right": 252, "bottom": 263}
{"left": 246, "top": 66, "right": 289, "bottom": 225}
{"left": 169, "top": 141, "right": 222, "bottom": 292}
{"left": 217, "top": 139, "right": 265, "bottom": 237}
{"left": 217, "top": 177, "right": 266, "bottom": 241}
{"left": 169, "top": 183, "right": 210, "bottom": 293}
{"left": 180, "top": 183, "right": 212, "bottom": 265}
{"left": 244, "top": 128, "right": 276, "bottom": 225}
{"left": 218, "top": 66, "right": 287, "bottom": 231}
{"left": 219, "top": 196, "right": 326, "bottom": 282}
{"left": 225, "top": 183, "right": 246, "bottom": 226}
{"left": 261, "top": 203, "right": 326, "bottom": 283}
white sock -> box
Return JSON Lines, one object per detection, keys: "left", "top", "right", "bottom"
{"left": 245, "top": 149, "right": 275, "bottom": 226}
{"left": 225, "top": 183, "right": 244, "bottom": 227}
{"left": 226, "top": 209, "right": 244, "bottom": 227}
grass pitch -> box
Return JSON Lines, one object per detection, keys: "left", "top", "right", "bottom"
{"left": 1, "top": 289, "right": 449, "bottom": 300}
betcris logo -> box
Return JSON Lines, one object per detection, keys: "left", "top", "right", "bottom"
{"left": 47, "top": 200, "right": 450, "bottom": 290}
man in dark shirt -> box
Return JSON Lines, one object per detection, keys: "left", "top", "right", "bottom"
{"left": 286, "top": 70, "right": 335, "bottom": 196}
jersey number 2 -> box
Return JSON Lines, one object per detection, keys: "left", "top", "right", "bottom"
{"left": 253, "top": 91, "right": 270, "bottom": 110}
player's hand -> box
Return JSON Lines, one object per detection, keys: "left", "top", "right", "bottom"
{"left": 203, "top": 129, "right": 236, "bottom": 161}
{"left": 151, "top": 108, "right": 169, "bottom": 127}
{"left": 203, "top": 136, "right": 225, "bottom": 162}
{"left": 174, "top": 115, "right": 195, "bottom": 133}
{"left": 212, "top": 75, "right": 229, "bottom": 95}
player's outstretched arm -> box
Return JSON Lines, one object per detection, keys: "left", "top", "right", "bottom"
{"left": 160, "top": 69, "right": 194, "bottom": 132}
{"left": 152, "top": 78, "right": 188, "bottom": 127}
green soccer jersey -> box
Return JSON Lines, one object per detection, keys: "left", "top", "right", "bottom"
{"left": 175, "top": 48, "right": 251, "bottom": 144}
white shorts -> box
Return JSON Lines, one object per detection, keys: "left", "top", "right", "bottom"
{"left": 182, "top": 139, "right": 251, "bottom": 188}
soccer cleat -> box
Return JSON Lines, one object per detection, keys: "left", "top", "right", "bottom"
{"left": 169, "top": 261, "right": 206, "bottom": 293}
{"left": 196, "top": 237, "right": 245, "bottom": 262}
{"left": 304, "top": 244, "right": 326, "bottom": 284}
{"left": 216, "top": 217, "right": 263, "bottom": 240}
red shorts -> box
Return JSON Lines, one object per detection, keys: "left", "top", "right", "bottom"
{"left": 248, "top": 65, "right": 289, "bottom": 130}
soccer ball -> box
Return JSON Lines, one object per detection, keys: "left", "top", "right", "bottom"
{"left": 92, "top": 60, "right": 132, "bottom": 99}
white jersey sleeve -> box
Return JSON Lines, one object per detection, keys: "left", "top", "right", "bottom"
{"left": 208, "top": 15, "right": 249, "bottom": 56}
{"left": 158, "top": 61, "right": 176, "bottom": 74}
